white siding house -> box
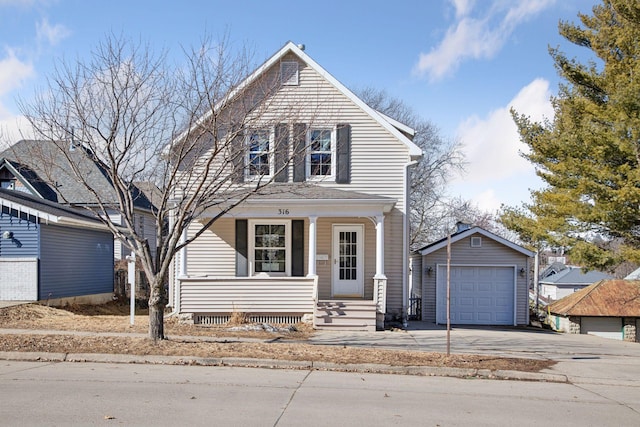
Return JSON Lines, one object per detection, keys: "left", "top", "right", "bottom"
{"left": 170, "top": 42, "right": 422, "bottom": 331}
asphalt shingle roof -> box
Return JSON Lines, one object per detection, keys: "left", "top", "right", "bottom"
{"left": 549, "top": 279, "right": 640, "bottom": 317}
{"left": 0, "top": 140, "right": 153, "bottom": 210}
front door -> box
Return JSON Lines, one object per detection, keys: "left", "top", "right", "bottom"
{"left": 332, "top": 225, "right": 364, "bottom": 297}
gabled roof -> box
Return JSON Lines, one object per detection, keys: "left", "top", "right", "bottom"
{"left": 0, "top": 140, "right": 154, "bottom": 211}
{"left": 177, "top": 41, "right": 422, "bottom": 160}
{"left": 0, "top": 187, "right": 108, "bottom": 230}
{"left": 539, "top": 266, "right": 613, "bottom": 286}
{"left": 417, "top": 226, "right": 535, "bottom": 257}
{"left": 549, "top": 279, "right": 640, "bottom": 317}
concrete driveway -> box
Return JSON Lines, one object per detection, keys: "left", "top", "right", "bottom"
{"left": 310, "top": 322, "right": 640, "bottom": 385}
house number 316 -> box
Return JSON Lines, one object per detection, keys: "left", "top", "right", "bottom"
{"left": 278, "top": 209, "right": 290, "bottom": 215}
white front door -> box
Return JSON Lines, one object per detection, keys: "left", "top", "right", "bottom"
{"left": 332, "top": 225, "right": 364, "bottom": 297}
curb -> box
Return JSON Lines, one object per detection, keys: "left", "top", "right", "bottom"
{"left": 0, "top": 351, "right": 568, "bottom": 383}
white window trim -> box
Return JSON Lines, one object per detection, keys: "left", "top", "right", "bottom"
{"left": 245, "top": 128, "right": 275, "bottom": 180}
{"left": 248, "top": 219, "right": 291, "bottom": 277}
{"left": 305, "top": 126, "right": 336, "bottom": 180}
{"left": 471, "top": 236, "right": 482, "bottom": 248}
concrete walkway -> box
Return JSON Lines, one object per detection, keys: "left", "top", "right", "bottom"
{"left": 1, "top": 323, "right": 639, "bottom": 384}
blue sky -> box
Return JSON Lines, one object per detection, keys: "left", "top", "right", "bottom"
{"left": 0, "top": 0, "right": 597, "bottom": 212}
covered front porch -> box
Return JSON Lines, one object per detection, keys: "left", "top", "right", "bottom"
{"left": 172, "top": 186, "right": 397, "bottom": 331}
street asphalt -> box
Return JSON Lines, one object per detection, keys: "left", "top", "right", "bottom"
{"left": 1, "top": 320, "right": 639, "bottom": 385}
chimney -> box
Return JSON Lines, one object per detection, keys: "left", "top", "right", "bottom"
{"left": 455, "top": 222, "right": 472, "bottom": 233}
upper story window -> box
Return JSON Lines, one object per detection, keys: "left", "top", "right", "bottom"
{"left": 281, "top": 61, "right": 299, "bottom": 86}
{"left": 246, "top": 129, "right": 273, "bottom": 178}
{"left": 307, "top": 128, "right": 335, "bottom": 178}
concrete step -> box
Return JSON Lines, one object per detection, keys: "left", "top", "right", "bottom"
{"left": 314, "top": 300, "right": 377, "bottom": 332}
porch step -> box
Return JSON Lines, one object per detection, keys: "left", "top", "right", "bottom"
{"left": 314, "top": 300, "right": 377, "bottom": 332}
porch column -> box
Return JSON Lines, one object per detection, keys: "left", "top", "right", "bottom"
{"left": 374, "top": 215, "right": 385, "bottom": 278}
{"left": 307, "top": 215, "right": 317, "bottom": 277}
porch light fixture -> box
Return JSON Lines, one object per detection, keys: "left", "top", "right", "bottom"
{"left": 2, "top": 231, "right": 13, "bottom": 240}
{"left": 519, "top": 267, "right": 526, "bottom": 276}
{"left": 426, "top": 266, "right": 433, "bottom": 275}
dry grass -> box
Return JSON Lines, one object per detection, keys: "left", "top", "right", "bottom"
{"left": 0, "top": 302, "right": 556, "bottom": 372}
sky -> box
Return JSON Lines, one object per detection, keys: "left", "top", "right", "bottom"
{"left": 0, "top": 0, "right": 598, "bottom": 213}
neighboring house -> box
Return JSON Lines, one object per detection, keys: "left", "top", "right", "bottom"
{"left": 0, "top": 140, "right": 157, "bottom": 260}
{"left": 412, "top": 224, "right": 535, "bottom": 326}
{"left": 548, "top": 279, "right": 640, "bottom": 342}
{"left": 170, "top": 42, "right": 422, "bottom": 331}
{"left": 0, "top": 188, "right": 113, "bottom": 304}
{"left": 539, "top": 264, "right": 613, "bottom": 301}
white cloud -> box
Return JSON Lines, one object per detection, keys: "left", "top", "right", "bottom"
{"left": 36, "top": 18, "right": 71, "bottom": 47}
{"left": 451, "top": 78, "right": 553, "bottom": 211}
{"left": 0, "top": 50, "right": 35, "bottom": 145}
{"left": 0, "top": 49, "right": 34, "bottom": 97}
{"left": 415, "top": 0, "right": 556, "bottom": 81}
{"left": 457, "top": 78, "right": 552, "bottom": 182}
{"left": 451, "top": 0, "right": 475, "bottom": 18}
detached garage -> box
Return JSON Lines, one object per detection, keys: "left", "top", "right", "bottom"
{"left": 548, "top": 279, "right": 640, "bottom": 342}
{"left": 415, "top": 224, "right": 534, "bottom": 326}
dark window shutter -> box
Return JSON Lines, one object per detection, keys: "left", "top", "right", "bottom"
{"left": 292, "top": 219, "right": 304, "bottom": 277}
{"left": 231, "top": 128, "right": 245, "bottom": 183}
{"left": 274, "top": 123, "right": 289, "bottom": 182}
{"left": 293, "top": 123, "right": 307, "bottom": 182}
{"left": 336, "top": 123, "right": 351, "bottom": 184}
{"left": 235, "top": 219, "right": 248, "bottom": 277}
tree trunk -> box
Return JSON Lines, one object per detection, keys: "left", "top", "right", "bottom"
{"left": 148, "top": 303, "right": 165, "bottom": 340}
{"left": 148, "top": 279, "right": 167, "bottom": 341}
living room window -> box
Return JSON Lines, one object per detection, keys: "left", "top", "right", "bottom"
{"left": 307, "top": 128, "right": 335, "bottom": 178}
{"left": 246, "top": 129, "right": 273, "bottom": 178}
{"left": 249, "top": 220, "right": 291, "bottom": 276}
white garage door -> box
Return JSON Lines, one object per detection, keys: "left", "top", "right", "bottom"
{"left": 437, "top": 266, "right": 515, "bottom": 325}
{"left": 581, "top": 317, "right": 623, "bottom": 340}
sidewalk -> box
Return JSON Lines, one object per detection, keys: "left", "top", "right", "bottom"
{"left": 1, "top": 325, "right": 639, "bottom": 384}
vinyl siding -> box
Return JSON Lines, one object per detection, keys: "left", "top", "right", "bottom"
{"left": 39, "top": 224, "right": 113, "bottom": 299}
{"left": 421, "top": 234, "right": 530, "bottom": 325}
{"left": 186, "top": 218, "right": 237, "bottom": 277}
{"left": 179, "top": 276, "right": 315, "bottom": 314}
{"left": 0, "top": 208, "right": 39, "bottom": 257}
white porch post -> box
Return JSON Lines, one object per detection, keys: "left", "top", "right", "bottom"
{"left": 307, "top": 215, "right": 317, "bottom": 277}
{"left": 374, "top": 215, "right": 385, "bottom": 278}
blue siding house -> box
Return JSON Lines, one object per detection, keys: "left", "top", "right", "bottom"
{"left": 0, "top": 188, "right": 113, "bottom": 303}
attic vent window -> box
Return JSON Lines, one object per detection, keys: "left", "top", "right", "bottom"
{"left": 281, "top": 61, "right": 299, "bottom": 86}
{"left": 471, "top": 237, "right": 482, "bottom": 248}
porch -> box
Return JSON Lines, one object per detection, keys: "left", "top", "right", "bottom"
{"left": 176, "top": 275, "right": 385, "bottom": 331}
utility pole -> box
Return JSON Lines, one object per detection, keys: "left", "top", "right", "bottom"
{"left": 446, "top": 232, "right": 451, "bottom": 356}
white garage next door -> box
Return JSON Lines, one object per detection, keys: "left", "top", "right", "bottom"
{"left": 581, "top": 317, "right": 623, "bottom": 340}
{"left": 436, "top": 266, "right": 515, "bottom": 325}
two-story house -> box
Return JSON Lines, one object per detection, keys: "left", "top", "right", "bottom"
{"left": 169, "top": 42, "right": 422, "bottom": 331}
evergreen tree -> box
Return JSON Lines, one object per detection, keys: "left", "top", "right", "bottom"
{"left": 502, "top": 0, "right": 640, "bottom": 270}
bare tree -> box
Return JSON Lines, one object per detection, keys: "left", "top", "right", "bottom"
{"left": 356, "top": 87, "right": 465, "bottom": 248}
{"left": 14, "top": 34, "right": 304, "bottom": 340}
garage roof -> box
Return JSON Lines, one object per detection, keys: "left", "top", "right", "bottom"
{"left": 417, "top": 226, "right": 535, "bottom": 257}
{"left": 549, "top": 279, "right": 640, "bottom": 317}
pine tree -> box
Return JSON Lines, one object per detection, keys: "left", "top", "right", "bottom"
{"left": 502, "top": 0, "right": 640, "bottom": 270}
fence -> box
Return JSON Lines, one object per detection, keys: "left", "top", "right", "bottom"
{"left": 114, "top": 269, "right": 149, "bottom": 300}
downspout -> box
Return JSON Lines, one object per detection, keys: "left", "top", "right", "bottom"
{"left": 403, "top": 159, "right": 419, "bottom": 327}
